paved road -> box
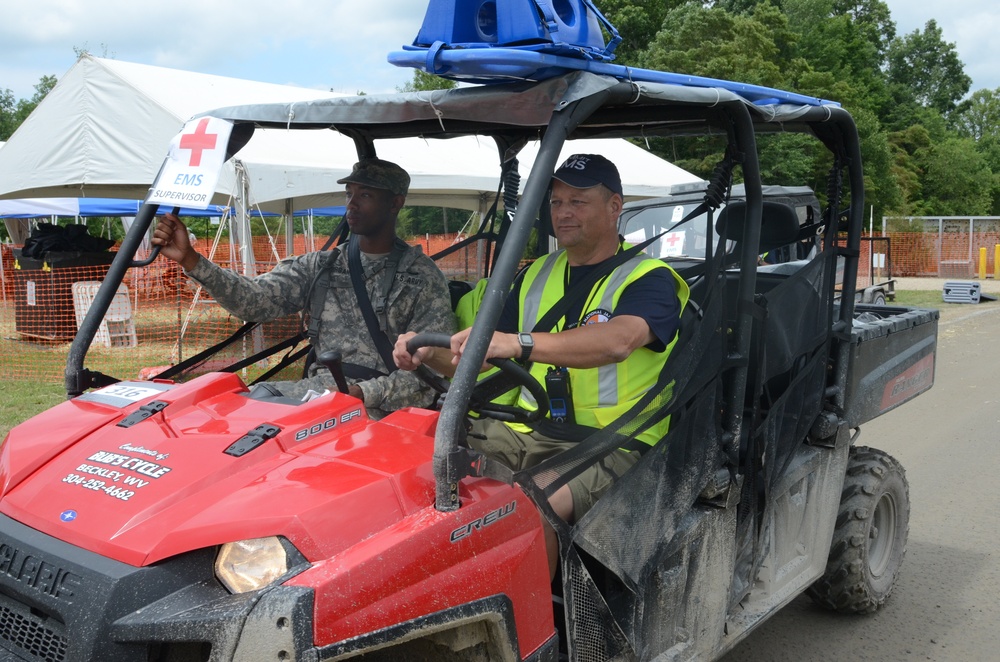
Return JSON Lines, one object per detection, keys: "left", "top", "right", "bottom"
{"left": 722, "top": 296, "right": 1000, "bottom": 661}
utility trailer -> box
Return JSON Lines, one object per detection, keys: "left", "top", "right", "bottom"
{"left": 0, "top": 3, "right": 938, "bottom": 661}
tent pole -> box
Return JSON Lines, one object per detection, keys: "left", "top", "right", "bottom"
{"left": 284, "top": 199, "right": 294, "bottom": 257}
{"left": 234, "top": 161, "right": 264, "bottom": 361}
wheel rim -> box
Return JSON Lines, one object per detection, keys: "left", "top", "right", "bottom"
{"left": 868, "top": 491, "right": 897, "bottom": 577}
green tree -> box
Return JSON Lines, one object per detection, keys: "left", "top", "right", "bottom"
{"left": 641, "top": 3, "right": 789, "bottom": 88}
{"left": 919, "top": 137, "right": 992, "bottom": 216}
{"left": 830, "top": 0, "right": 896, "bottom": 61}
{"left": 0, "top": 75, "right": 57, "bottom": 140}
{"left": 599, "top": 0, "right": 681, "bottom": 65}
{"left": 887, "top": 124, "right": 930, "bottom": 215}
{"left": 953, "top": 88, "right": 1000, "bottom": 142}
{"left": 890, "top": 125, "right": 991, "bottom": 216}
{"left": 0, "top": 88, "right": 16, "bottom": 140}
{"left": 886, "top": 20, "right": 971, "bottom": 118}
{"left": 951, "top": 91, "right": 1000, "bottom": 213}
{"left": 853, "top": 105, "right": 901, "bottom": 217}
{"left": 712, "top": 0, "right": 779, "bottom": 15}
{"left": 577, "top": 1, "right": 987, "bottom": 219}
{"left": 783, "top": 0, "right": 892, "bottom": 116}
{"left": 396, "top": 70, "right": 457, "bottom": 93}
{"left": 638, "top": 3, "right": 826, "bottom": 184}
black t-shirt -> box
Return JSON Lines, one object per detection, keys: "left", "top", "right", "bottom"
{"left": 498, "top": 255, "right": 682, "bottom": 352}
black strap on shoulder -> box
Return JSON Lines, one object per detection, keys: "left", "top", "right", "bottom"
{"left": 347, "top": 235, "right": 400, "bottom": 374}
{"left": 529, "top": 191, "right": 720, "bottom": 336}
{"left": 469, "top": 236, "right": 659, "bottom": 405}
{"left": 530, "top": 233, "right": 658, "bottom": 334}
{"left": 319, "top": 217, "right": 350, "bottom": 252}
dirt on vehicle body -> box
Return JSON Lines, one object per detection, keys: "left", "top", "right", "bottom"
{"left": 0, "top": 4, "right": 938, "bottom": 662}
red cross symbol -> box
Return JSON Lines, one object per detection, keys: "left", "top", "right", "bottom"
{"left": 664, "top": 233, "right": 683, "bottom": 248}
{"left": 179, "top": 118, "right": 218, "bottom": 167}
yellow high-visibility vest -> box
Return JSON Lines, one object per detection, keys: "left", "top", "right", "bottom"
{"left": 511, "top": 249, "right": 689, "bottom": 446}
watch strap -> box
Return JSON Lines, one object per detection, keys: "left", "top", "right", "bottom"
{"left": 517, "top": 332, "right": 534, "bottom": 363}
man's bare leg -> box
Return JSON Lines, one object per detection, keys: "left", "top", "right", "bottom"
{"left": 545, "top": 484, "right": 575, "bottom": 580}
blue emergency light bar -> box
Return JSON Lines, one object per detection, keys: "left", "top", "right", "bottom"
{"left": 389, "top": 0, "right": 839, "bottom": 107}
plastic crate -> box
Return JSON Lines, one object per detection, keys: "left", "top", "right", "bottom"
{"left": 72, "top": 281, "right": 137, "bottom": 348}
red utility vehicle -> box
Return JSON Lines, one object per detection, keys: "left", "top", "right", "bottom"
{"left": 0, "top": 3, "right": 938, "bottom": 660}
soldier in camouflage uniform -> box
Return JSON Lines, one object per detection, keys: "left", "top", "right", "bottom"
{"left": 152, "top": 158, "right": 454, "bottom": 418}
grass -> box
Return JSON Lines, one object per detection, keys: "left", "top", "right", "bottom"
{"left": 0, "top": 296, "right": 303, "bottom": 439}
{"left": 892, "top": 290, "right": 946, "bottom": 308}
{"left": 1, "top": 381, "right": 66, "bottom": 440}
{"left": 892, "top": 288, "right": 1000, "bottom": 320}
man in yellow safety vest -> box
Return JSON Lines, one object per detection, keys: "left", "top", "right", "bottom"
{"left": 394, "top": 153, "right": 688, "bottom": 575}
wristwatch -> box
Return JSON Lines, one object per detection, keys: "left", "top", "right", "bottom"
{"left": 517, "top": 332, "right": 534, "bottom": 363}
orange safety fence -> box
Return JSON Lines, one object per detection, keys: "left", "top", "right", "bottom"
{"left": 6, "top": 228, "right": 999, "bottom": 386}
{"left": 851, "top": 230, "right": 1000, "bottom": 279}
{"left": 0, "top": 233, "right": 489, "bottom": 386}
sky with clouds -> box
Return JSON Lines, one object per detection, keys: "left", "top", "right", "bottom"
{"left": 1, "top": 0, "right": 997, "bottom": 104}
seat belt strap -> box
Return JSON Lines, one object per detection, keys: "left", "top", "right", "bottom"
{"left": 348, "top": 236, "right": 399, "bottom": 374}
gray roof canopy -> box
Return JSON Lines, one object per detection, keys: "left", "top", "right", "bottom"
{"left": 201, "top": 72, "right": 842, "bottom": 154}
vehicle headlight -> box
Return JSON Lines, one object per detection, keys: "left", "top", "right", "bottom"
{"left": 215, "top": 536, "right": 291, "bottom": 594}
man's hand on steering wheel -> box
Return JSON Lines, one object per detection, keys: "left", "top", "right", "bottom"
{"left": 395, "top": 331, "right": 550, "bottom": 425}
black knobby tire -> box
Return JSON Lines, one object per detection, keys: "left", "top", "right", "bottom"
{"left": 872, "top": 291, "right": 887, "bottom": 306}
{"left": 807, "top": 446, "right": 910, "bottom": 614}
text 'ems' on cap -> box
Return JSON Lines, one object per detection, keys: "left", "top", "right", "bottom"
{"left": 552, "top": 154, "right": 623, "bottom": 197}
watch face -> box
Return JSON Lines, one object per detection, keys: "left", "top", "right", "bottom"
{"left": 518, "top": 332, "right": 533, "bottom": 361}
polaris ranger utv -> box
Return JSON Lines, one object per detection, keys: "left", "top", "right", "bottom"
{"left": 0, "top": 3, "right": 938, "bottom": 661}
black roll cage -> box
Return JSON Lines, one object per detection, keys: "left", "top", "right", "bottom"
{"left": 65, "top": 75, "right": 864, "bottom": 513}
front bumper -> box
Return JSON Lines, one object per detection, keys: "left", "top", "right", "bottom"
{"left": 0, "top": 514, "right": 314, "bottom": 662}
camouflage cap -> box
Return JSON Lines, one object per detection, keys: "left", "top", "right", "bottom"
{"left": 337, "top": 158, "right": 410, "bottom": 196}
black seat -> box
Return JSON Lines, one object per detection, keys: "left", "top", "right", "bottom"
{"left": 715, "top": 200, "right": 801, "bottom": 255}
{"left": 449, "top": 279, "right": 474, "bottom": 311}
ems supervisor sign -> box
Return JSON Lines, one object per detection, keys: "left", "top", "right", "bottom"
{"left": 147, "top": 117, "right": 234, "bottom": 209}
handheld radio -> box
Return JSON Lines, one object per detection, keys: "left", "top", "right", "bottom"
{"left": 545, "top": 367, "right": 575, "bottom": 424}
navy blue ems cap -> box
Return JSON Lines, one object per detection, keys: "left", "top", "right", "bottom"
{"left": 552, "top": 154, "right": 623, "bottom": 197}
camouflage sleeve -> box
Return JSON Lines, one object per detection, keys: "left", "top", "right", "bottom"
{"left": 357, "top": 251, "right": 455, "bottom": 412}
{"left": 184, "top": 253, "right": 322, "bottom": 322}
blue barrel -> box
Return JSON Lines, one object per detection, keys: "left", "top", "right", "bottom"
{"left": 413, "top": 0, "right": 608, "bottom": 55}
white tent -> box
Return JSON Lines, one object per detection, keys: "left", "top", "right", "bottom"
{"left": 236, "top": 131, "right": 704, "bottom": 213}
{"left": 0, "top": 56, "right": 358, "bottom": 213}
{"left": 0, "top": 55, "right": 702, "bottom": 216}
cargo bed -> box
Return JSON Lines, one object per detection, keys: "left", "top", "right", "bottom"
{"left": 844, "top": 304, "right": 939, "bottom": 427}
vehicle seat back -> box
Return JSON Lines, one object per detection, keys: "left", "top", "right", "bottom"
{"left": 716, "top": 200, "right": 801, "bottom": 256}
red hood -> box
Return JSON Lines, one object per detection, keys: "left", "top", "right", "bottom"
{"left": 0, "top": 373, "right": 439, "bottom": 566}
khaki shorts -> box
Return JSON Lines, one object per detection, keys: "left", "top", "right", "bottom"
{"left": 467, "top": 418, "right": 639, "bottom": 520}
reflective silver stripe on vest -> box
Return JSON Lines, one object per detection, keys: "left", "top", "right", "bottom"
{"left": 593, "top": 254, "right": 654, "bottom": 407}
{"left": 522, "top": 253, "right": 561, "bottom": 330}
{"left": 518, "top": 253, "right": 562, "bottom": 410}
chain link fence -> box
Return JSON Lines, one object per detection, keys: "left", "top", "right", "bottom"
{"left": 879, "top": 216, "right": 1000, "bottom": 278}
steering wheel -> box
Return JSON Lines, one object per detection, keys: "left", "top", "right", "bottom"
{"left": 405, "top": 332, "right": 550, "bottom": 425}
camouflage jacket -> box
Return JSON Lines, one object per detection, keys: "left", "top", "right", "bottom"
{"left": 185, "top": 242, "right": 454, "bottom": 416}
